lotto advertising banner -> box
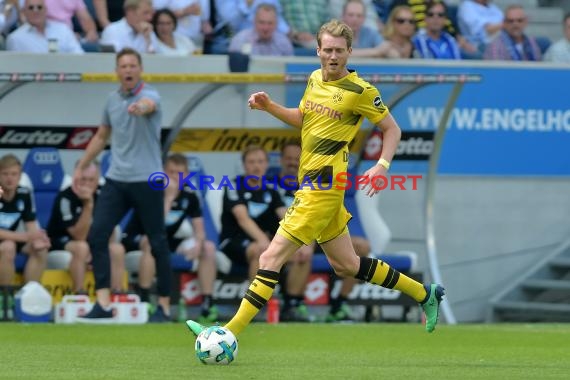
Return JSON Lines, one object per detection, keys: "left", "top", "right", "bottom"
{"left": 178, "top": 273, "right": 417, "bottom": 307}
{"left": 286, "top": 63, "right": 570, "bottom": 177}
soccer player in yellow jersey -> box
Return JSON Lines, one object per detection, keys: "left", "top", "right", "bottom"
{"left": 187, "top": 19, "right": 445, "bottom": 340}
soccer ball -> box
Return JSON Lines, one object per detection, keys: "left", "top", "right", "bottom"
{"left": 195, "top": 326, "right": 238, "bottom": 365}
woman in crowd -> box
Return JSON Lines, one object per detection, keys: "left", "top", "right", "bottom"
{"left": 152, "top": 8, "right": 196, "bottom": 55}
{"left": 352, "top": 5, "right": 417, "bottom": 58}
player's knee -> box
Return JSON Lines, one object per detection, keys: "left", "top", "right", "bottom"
{"left": 72, "top": 241, "right": 91, "bottom": 260}
{"left": 330, "top": 260, "right": 358, "bottom": 278}
{"left": 109, "top": 242, "right": 126, "bottom": 258}
{"left": 202, "top": 240, "right": 217, "bottom": 260}
{"left": 30, "top": 247, "right": 48, "bottom": 261}
{"left": 352, "top": 237, "right": 371, "bottom": 257}
{"left": 0, "top": 240, "right": 17, "bottom": 259}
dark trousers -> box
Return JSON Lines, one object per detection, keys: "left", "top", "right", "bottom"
{"left": 88, "top": 179, "right": 171, "bottom": 297}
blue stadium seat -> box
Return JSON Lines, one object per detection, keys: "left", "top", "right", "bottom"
{"left": 22, "top": 147, "right": 65, "bottom": 228}
{"left": 535, "top": 36, "right": 551, "bottom": 55}
{"left": 15, "top": 253, "right": 28, "bottom": 273}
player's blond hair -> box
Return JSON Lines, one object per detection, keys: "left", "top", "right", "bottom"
{"left": 317, "top": 19, "right": 354, "bottom": 49}
{"left": 0, "top": 154, "right": 22, "bottom": 171}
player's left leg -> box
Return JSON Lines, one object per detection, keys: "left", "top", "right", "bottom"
{"left": 187, "top": 233, "right": 300, "bottom": 337}
{"left": 0, "top": 240, "right": 16, "bottom": 286}
{"left": 321, "top": 233, "right": 444, "bottom": 332}
{"left": 326, "top": 236, "right": 370, "bottom": 322}
{"left": 21, "top": 242, "right": 48, "bottom": 283}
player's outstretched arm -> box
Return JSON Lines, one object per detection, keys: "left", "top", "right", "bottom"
{"left": 248, "top": 92, "right": 303, "bottom": 129}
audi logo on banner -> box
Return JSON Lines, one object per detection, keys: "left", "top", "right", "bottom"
{"left": 33, "top": 151, "right": 59, "bottom": 165}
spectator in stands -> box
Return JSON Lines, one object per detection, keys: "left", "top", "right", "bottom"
{"left": 75, "top": 48, "right": 172, "bottom": 323}
{"left": 42, "top": 0, "right": 99, "bottom": 43}
{"left": 99, "top": 0, "right": 157, "bottom": 54}
{"left": 46, "top": 161, "right": 126, "bottom": 294}
{"left": 352, "top": 5, "right": 417, "bottom": 58}
{"left": 544, "top": 12, "right": 570, "bottom": 63}
{"left": 412, "top": 1, "right": 461, "bottom": 59}
{"left": 0, "top": 154, "right": 50, "bottom": 288}
{"left": 281, "top": 0, "right": 329, "bottom": 49}
{"left": 152, "top": 8, "right": 197, "bottom": 55}
{"left": 201, "top": 0, "right": 242, "bottom": 54}
{"left": 483, "top": 5, "right": 541, "bottom": 61}
{"left": 341, "top": 0, "right": 383, "bottom": 49}
{"left": 331, "top": 0, "right": 383, "bottom": 34}
{"left": 229, "top": 3, "right": 293, "bottom": 56}
{"left": 122, "top": 153, "right": 219, "bottom": 323}
{"left": 389, "top": 0, "right": 477, "bottom": 58}
{"left": 457, "top": 0, "right": 503, "bottom": 52}
{"left": 152, "top": 0, "right": 203, "bottom": 48}
{"left": 1, "top": 0, "right": 19, "bottom": 36}
{"left": 274, "top": 140, "right": 373, "bottom": 322}
{"left": 232, "top": 0, "right": 290, "bottom": 37}
{"left": 218, "top": 145, "right": 287, "bottom": 282}
{"left": 6, "top": 0, "right": 84, "bottom": 53}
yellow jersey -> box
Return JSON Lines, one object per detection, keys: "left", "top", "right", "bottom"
{"left": 298, "top": 69, "right": 389, "bottom": 187}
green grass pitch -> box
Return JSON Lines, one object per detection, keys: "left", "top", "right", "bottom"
{"left": 0, "top": 323, "right": 568, "bottom": 379}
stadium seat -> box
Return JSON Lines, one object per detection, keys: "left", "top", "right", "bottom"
{"left": 15, "top": 253, "right": 28, "bottom": 273}
{"left": 228, "top": 52, "right": 250, "bottom": 72}
{"left": 22, "top": 147, "right": 65, "bottom": 229}
{"left": 535, "top": 36, "right": 551, "bottom": 55}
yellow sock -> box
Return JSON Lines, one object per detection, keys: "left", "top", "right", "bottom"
{"left": 356, "top": 257, "right": 427, "bottom": 303}
{"left": 225, "top": 269, "right": 279, "bottom": 336}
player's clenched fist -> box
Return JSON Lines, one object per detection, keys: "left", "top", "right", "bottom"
{"left": 248, "top": 92, "right": 271, "bottom": 110}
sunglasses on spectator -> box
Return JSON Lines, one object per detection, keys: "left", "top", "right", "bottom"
{"left": 395, "top": 18, "right": 415, "bottom": 25}
{"left": 505, "top": 18, "right": 525, "bottom": 24}
{"left": 27, "top": 4, "right": 44, "bottom": 11}
{"left": 427, "top": 12, "right": 446, "bottom": 18}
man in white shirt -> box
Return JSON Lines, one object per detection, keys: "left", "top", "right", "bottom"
{"left": 458, "top": 0, "right": 503, "bottom": 50}
{"left": 6, "top": 0, "right": 84, "bottom": 53}
{"left": 544, "top": 12, "right": 570, "bottom": 63}
{"left": 1, "top": 0, "right": 19, "bottom": 35}
{"left": 100, "top": 0, "right": 158, "bottom": 53}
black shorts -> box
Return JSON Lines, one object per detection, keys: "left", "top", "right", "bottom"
{"left": 218, "top": 237, "right": 251, "bottom": 266}
{"left": 49, "top": 236, "right": 71, "bottom": 251}
{"left": 122, "top": 234, "right": 181, "bottom": 253}
{"left": 168, "top": 237, "right": 182, "bottom": 253}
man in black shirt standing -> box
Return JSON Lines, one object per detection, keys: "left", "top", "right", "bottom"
{"left": 0, "top": 154, "right": 50, "bottom": 287}
{"left": 123, "top": 154, "right": 219, "bottom": 323}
